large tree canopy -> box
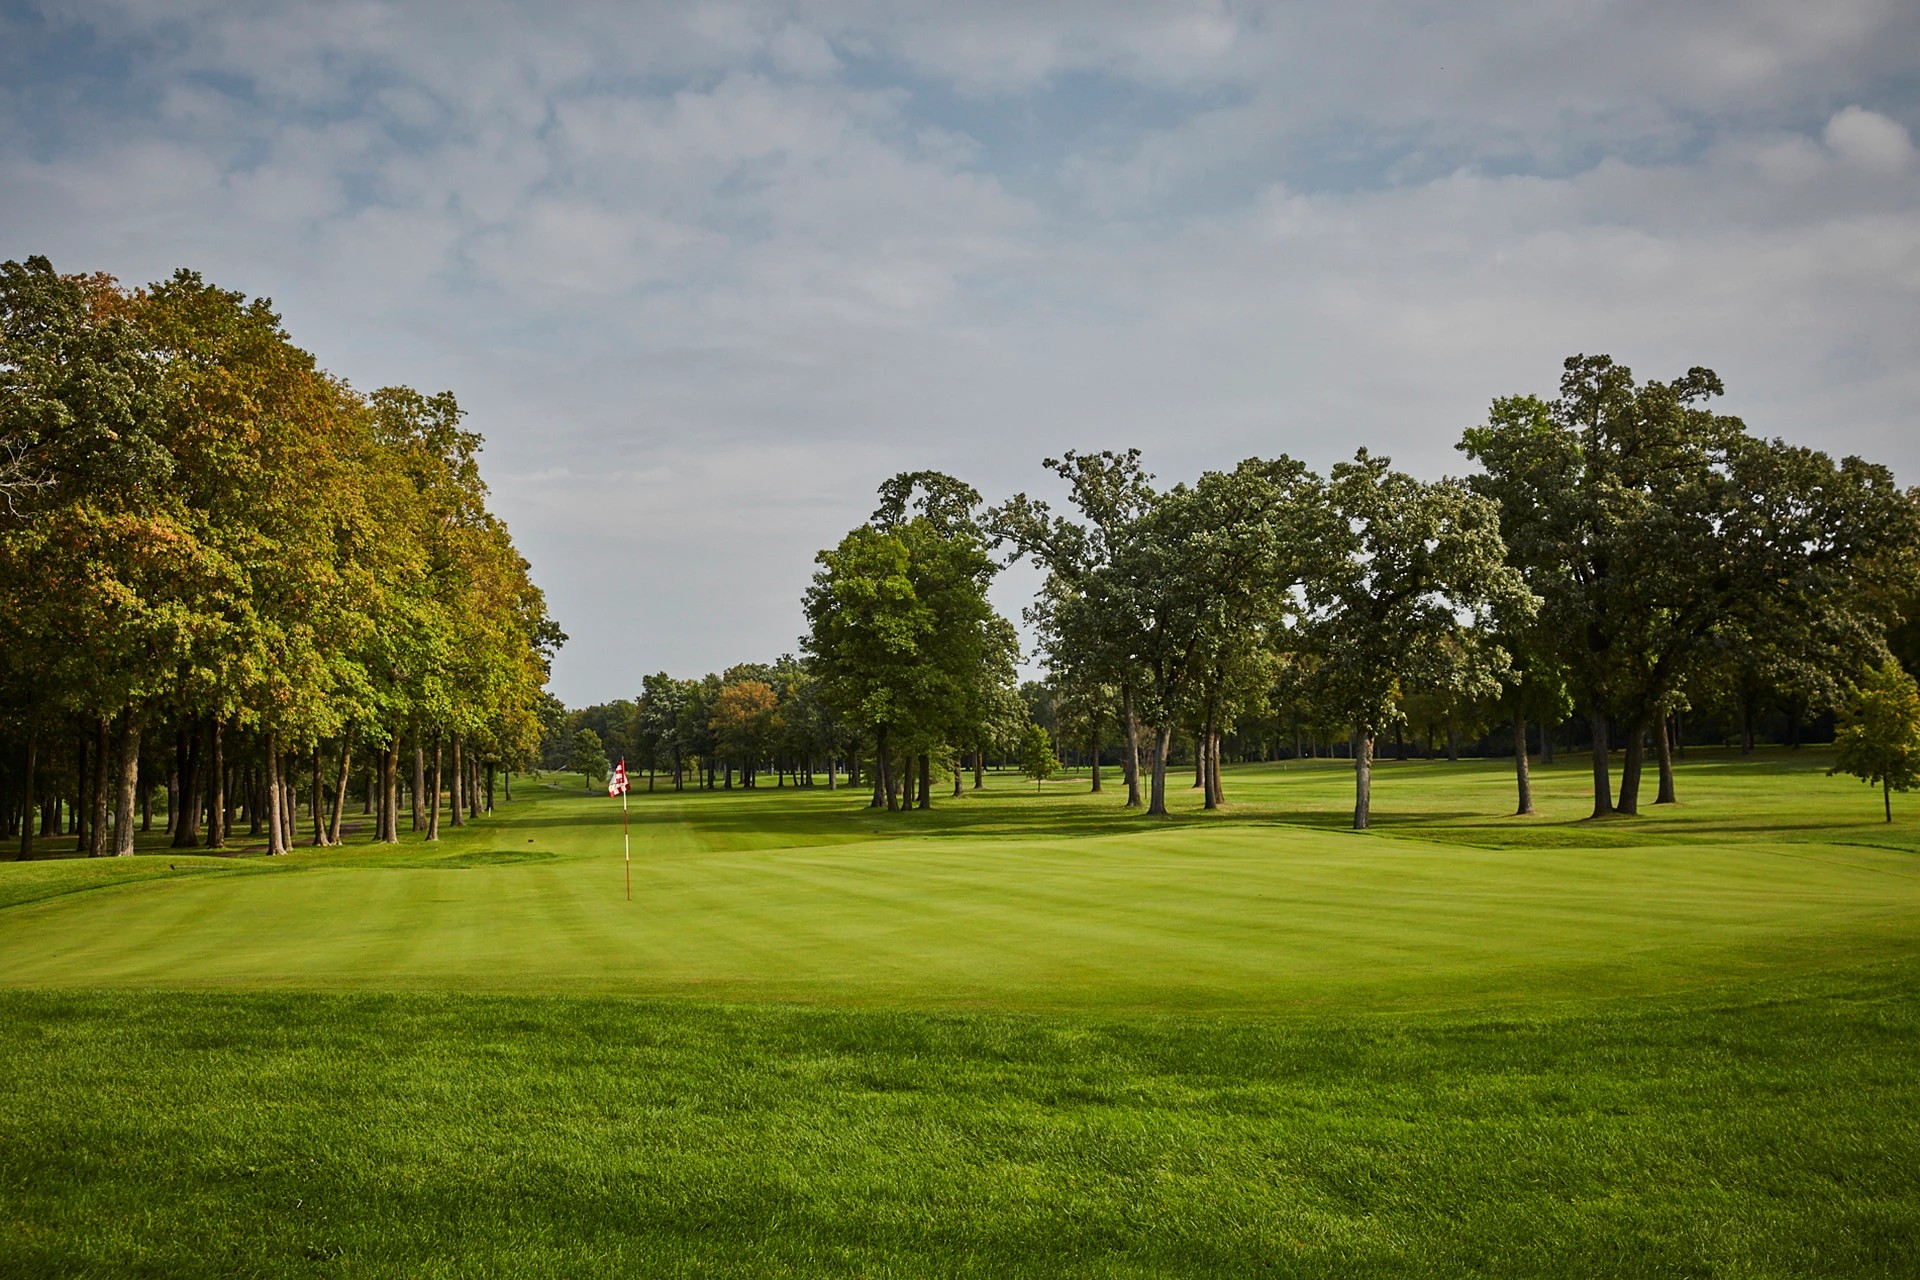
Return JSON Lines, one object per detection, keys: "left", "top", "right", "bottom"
{"left": 804, "top": 472, "right": 1016, "bottom": 812}
{"left": 1461, "top": 355, "right": 1915, "bottom": 817}
{"left": 1304, "top": 450, "right": 1534, "bottom": 829}
{"left": 0, "top": 255, "right": 560, "bottom": 856}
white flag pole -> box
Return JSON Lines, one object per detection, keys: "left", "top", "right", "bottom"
{"left": 611, "top": 758, "right": 632, "bottom": 901}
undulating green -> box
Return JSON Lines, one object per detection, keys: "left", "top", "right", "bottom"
{"left": 2, "top": 753, "right": 1917, "bottom": 1276}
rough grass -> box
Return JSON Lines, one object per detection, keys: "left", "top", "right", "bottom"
{"left": 4, "top": 973, "right": 1917, "bottom": 1278}
{"left": 2, "top": 750, "right": 1917, "bottom": 1276}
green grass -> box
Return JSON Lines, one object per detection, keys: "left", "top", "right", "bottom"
{"left": 3, "top": 751, "right": 1918, "bottom": 1275}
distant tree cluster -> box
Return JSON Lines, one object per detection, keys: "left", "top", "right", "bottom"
{"left": 547, "top": 473, "right": 1031, "bottom": 808}
{"left": 989, "top": 356, "right": 1918, "bottom": 827}
{"left": 547, "top": 650, "right": 999, "bottom": 797}
{"left": 0, "top": 256, "right": 562, "bottom": 857}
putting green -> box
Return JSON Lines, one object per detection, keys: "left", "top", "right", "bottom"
{"left": 4, "top": 753, "right": 1917, "bottom": 1012}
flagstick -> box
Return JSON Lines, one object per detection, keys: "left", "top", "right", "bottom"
{"left": 623, "top": 787, "right": 630, "bottom": 901}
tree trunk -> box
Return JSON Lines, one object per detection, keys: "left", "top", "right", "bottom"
{"left": 282, "top": 763, "right": 298, "bottom": 853}
{"left": 1193, "top": 735, "right": 1205, "bottom": 789}
{"left": 486, "top": 763, "right": 496, "bottom": 812}
{"left": 1655, "top": 714, "right": 1676, "bottom": 806}
{"left": 1089, "top": 738, "right": 1102, "bottom": 793}
{"left": 205, "top": 721, "right": 225, "bottom": 848}
{"left": 427, "top": 737, "right": 443, "bottom": 841}
{"left": 1513, "top": 713, "right": 1533, "bottom": 816}
{"left": 88, "top": 717, "right": 110, "bottom": 857}
{"left": 918, "top": 753, "right": 931, "bottom": 809}
{"left": 875, "top": 729, "right": 893, "bottom": 810}
{"left": 380, "top": 735, "right": 401, "bottom": 844}
{"left": 1588, "top": 713, "right": 1613, "bottom": 819}
{"left": 17, "top": 727, "right": 34, "bottom": 860}
{"left": 1148, "top": 723, "right": 1174, "bottom": 816}
{"left": 72, "top": 734, "right": 85, "bottom": 845}
{"left": 952, "top": 753, "right": 963, "bottom": 798}
{"left": 310, "top": 743, "right": 327, "bottom": 845}
{"left": 1123, "top": 682, "right": 1143, "bottom": 808}
{"left": 974, "top": 748, "right": 984, "bottom": 790}
{"left": 248, "top": 763, "right": 262, "bottom": 836}
{"left": 1202, "top": 699, "right": 1221, "bottom": 810}
{"left": 449, "top": 735, "right": 465, "bottom": 827}
{"left": 1209, "top": 730, "right": 1225, "bottom": 807}
{"left": 109, "top": 713, "right": 142, "bottom": 857}
{"left": 1616, "top": 718, "right": 1646, "bottom": 816}
{"left": 1886, "top": 778, "right": 1893, "bottom": 823}
{"left": 165, "top": 756, "right": 178, "bottom": 835}
{"left": 411, "top": 734, "right": 426, "bottom": 830}
{"left": 265, "top": 734, "right": 286, "bottom": 856}
{"left": 171, "top": 722, "right": 200, "bottom": 848}
{"left": 329, "top": 737, "right": 352, "bottom": 845}
{"left": 1445, "top": 725, "right": 1459, "bottom": 763}
{"left": 1353, "top": 733, "right": 1374, "bottom": 830}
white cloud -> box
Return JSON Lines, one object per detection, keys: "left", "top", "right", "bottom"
{"left": 1825, "top": 106, "right": 1915, "bottom": 173}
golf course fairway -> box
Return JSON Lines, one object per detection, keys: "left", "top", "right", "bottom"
{"left": 3, "top": 753, "right": 1918, "bottom": 1276}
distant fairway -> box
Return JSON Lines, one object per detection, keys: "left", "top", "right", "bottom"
{"left": 2, "top": 752, "right": 1917, "bottom": 1010}
{"left": 4, "top": 753, "right": 1919, "bottom": 1277}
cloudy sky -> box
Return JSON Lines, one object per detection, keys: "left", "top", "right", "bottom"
{"left": 4, "top": 1, "right": 1916, "bottom": 704}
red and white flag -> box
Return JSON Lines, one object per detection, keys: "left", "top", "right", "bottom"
{"left": 608, "top": 759, "right": 629, "bottom": 797}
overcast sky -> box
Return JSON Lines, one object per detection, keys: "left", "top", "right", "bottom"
{"left": 4, "top": 1, "right": 1916, "bottom": 705}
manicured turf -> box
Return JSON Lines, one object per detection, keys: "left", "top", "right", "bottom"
{"left": 2, "top": 754, "right": 1917, "bottom": 1010}
{"left": 2, "top": 752, "right": 1918, "bottom": 1275}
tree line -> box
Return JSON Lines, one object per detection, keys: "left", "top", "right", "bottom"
{"left": 544, "top": 646, "right": 1029, "bottom": 801}
{"left": 496, "top": 348, "right": 1920, "bottom": 835}
{"left": 545, "top": 660, "right": 853, "bottom": 794}
{"left": 795, "top": 356, "right": 1916, "bottom": 827}
{"left": 0, "top": 256, "right": 562, "bottom": 857}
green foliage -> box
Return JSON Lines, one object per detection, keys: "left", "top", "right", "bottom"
{"left": 1305, "top": 450, "right": 1533, "bottom": 742}
{"left": 1018, "top": 723, "right": 1059, "bottom": 787}
{"left": 0, "top": 254, "right": 560, "bottom": 852}
{"left": 568, "top": 728, "right": 607, "bottom": 788}
{"left": 1460, "top": 356, "right": 1916, "bottom": 814}
{"left": 804, "top": 472, "right": 1017, "bottom": 807}
{"left": 1831, "top": 661, "right": 1920, "bottom": 820}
